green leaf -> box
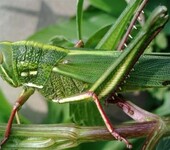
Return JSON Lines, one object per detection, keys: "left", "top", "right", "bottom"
{"left": 0, "top": 89, "right": 29, "bottom": 123}
{"left": 76, "top": 0, "right": 84, "bottom": 40}
{"left": 155, "top": 32, "right": 168, "bottom": 49}
{"left": 85, "top": 25, "right": 111, "bottom": 48}
{"left": 102, "top": 141, "right": 126, "bottom": 150}
{"left": 49, "top": 35, "right": 74, "bottom": 47}
{"left": 95, "top": 0, "right": 144, "bottom": 50}
{"left": 156, "top": 137, "right": 170, "bottom": 150}
{"left": 43, "top": 101, "right": 70, "bottom": 123}
{"left": 28, "top": 10, "right": 115, "bottom": 44}
{"left": 70, "top": 101, "right": 104, "bottom": 126}
{"left": 0, "top": 89, "right": 12, "bottom": 123}
{"left": 79, "top": 141, "right": 112, "bottom": 150}
{"left": 28, "top": 20, "right": 77, "bottom": 44}
{"left": 89, "top": 0, "right": 126, "bottom": 17}
{"left": 154, "top": 91, "right": 170, "bottom": 116}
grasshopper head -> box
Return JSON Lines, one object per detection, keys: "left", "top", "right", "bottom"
{"left": 0, "top": 42, "right": 20, "bottom": 87}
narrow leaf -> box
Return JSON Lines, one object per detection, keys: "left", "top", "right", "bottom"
{"left": 86, "top": 25, "right": 111, "bottom": 48}
{"left": 95, "top": 0, "right": 144, "bottom": 50}
{"left": 76, "top": 0, "right": 84, "bottom": 40}
{"left": 89, "top": 0, "right": 126, "bottom": 16}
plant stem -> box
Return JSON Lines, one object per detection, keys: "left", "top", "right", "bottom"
{"left": 0, "top": 118, "right": 170, "bottom": 149}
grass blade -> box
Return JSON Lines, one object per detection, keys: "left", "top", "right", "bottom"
{"left": 76, "top": 0, "right": 84, "bottom": 40}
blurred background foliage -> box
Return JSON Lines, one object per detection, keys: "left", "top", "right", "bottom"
{"left": 0, "top": 0, "right": 170, "bottom": 149}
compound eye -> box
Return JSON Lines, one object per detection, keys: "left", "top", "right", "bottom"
{"left": 0, "top": 52, "right": 3, "bottom": 64}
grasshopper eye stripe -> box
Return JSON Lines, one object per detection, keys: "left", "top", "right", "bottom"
{"left": 21, "top": 71, "right": 38, "bottom": 76}
{"left": 24, "top": 83, "right": 43, "bottom": 89}
{"left": 29, "top": 71, "right": 38, "bottom": 75}
{"left": 21, "top": 72, "right": 29, "bottom": 77}
{"left": 0, "top": 52, "right": 3, "bottom": 64}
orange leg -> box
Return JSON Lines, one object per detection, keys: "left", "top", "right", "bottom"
{"left": 0, "top": 88, "right": 34, "bottom": 148}
{"left": 53, "top": 91, "right": 132, "bottom": 149}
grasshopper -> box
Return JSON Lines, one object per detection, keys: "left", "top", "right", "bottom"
{"left": 0, "top": 3, "right": 168, "bottom": 149}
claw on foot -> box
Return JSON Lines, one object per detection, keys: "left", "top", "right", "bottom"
{"left": 88, "top": 91, "right": 132, "bottom": 149}
{"left": 74, "top": 40, "right": 84, "bottom": 48}
{"left": 111, "top": 131, "right": 132, "bottom": 149}
{"left": 0, "top": 137, "right": 8, "bottom": 149}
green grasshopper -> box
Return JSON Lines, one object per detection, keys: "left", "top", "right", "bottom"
{"left": 0, "top": 4, "right": 168, "bottom": 150}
